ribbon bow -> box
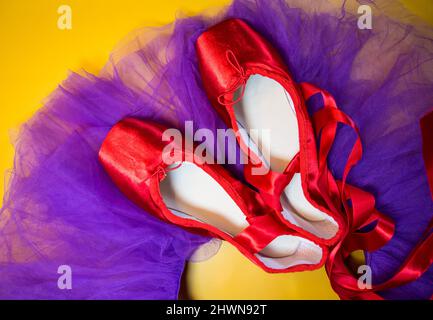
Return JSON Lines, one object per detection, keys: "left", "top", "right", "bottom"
{"left": 302, "top": 83, "right": 433, "bottom": 300}
{"left": 217, "top": 50, "right": 249, "bottom": 106}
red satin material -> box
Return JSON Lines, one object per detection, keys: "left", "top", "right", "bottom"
{"left": 98, "top": 118, "right": 177, "bottom": 221}
{"left": 101, "top": 19, "right": 433, "bottom": 295}
{"left": 197, "top": 18, "right": 345, "bottom": 246}
{"left": 421, "top": 110, "right": 433, "bottom": 198}
{"left": 234, "top": 214, "right": 292, "bottom": 253}
{"left": 196, "top": 19, "right": 433, "bottom": 297}
{"left": 99, "top": 117, "right": 328, "bottom": 273}
{"left": 304, "top": 86, "right": 433, "bottom": 299}
{"left": 197, "top": 19, "right": 288, "bottom": 110}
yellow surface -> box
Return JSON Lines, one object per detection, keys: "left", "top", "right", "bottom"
{"left": 187, "top": 242, "right": 338, "bottom": 299}
{"left": 0, "top": 0, "right": 431, "bottom": 300}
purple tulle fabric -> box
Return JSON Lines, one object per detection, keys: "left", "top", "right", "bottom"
{"left": 1, "top": 0, "right": 433, "bottom": 299}
{"left": 0, "top": 72, "right": 211, "bottom": 299}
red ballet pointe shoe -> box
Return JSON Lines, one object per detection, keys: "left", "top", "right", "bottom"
{"left": 99, "top": 118, "right": 327, "bottom": 272}
{"left": 196, "top": 18, "right": 348, "bottom": 245}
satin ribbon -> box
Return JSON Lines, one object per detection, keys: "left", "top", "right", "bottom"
{"left": 217, "top": 50, "right": 248, "bottom": 106}
{"left": 421, "top": 110, "right": 433, "bottom": 198}
{"left": 233, "top": 214, "right": 291, "bottom": 253}
{"left": 301, "top": 84, "right": 433, "bottom": 299}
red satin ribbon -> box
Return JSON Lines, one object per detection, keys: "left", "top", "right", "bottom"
{"left": 421, "top": 110, "right": 433, "bottom": 198}
{"left": 217, "top": 50, "right": 248, "bottom": 106}
{"left": 233, "top": 214, "right": 291, "bottom": 253}
{"left": 301, "top": 83, "right": 433, "bottom": 299}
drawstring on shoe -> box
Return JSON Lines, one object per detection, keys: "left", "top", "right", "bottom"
{"left": 152, "top": 162, "right": 183, "bottom": 181}
{"left": 217, "top": 50, "right": 248, "bottom": 106}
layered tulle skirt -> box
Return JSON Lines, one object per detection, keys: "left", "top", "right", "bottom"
{"left": 1, "top": 0, "right": 433, "bottom": 299}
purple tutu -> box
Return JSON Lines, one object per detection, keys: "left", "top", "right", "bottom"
{"left": 1, "top": 0, "right": 433, "bottom": 299}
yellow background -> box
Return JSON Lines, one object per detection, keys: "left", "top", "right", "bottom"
{"left": 0, "top": 0, "right": 432, "bottom": 299}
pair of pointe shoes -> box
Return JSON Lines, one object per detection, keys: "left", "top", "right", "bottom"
{"left": 99, "top": 19, "right": 344, "bottom": 272}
